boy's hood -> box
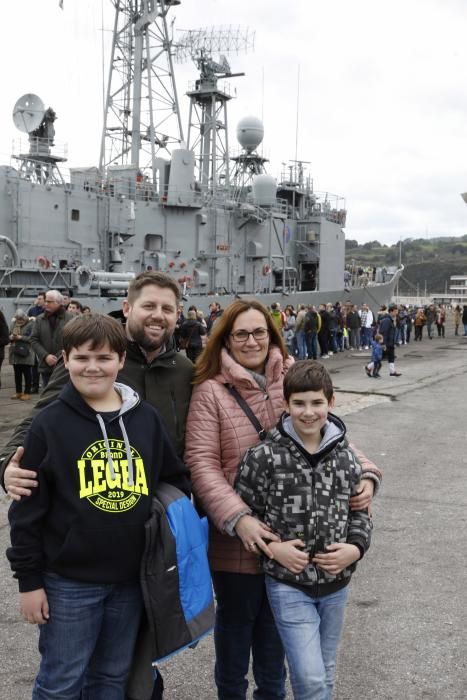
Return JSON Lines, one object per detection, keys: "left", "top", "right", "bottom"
{"left": 58, "top": 380, "right": 140, "bottom": 420}
{"left": 58, "top": 380, "right": 140, "bottom": 486}
{"left": 273, "top": 410, "right": 347, "bottom": 460}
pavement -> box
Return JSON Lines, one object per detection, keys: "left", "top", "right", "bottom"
{"left": 0, "top": 328, "right": 466, "bottom": 699}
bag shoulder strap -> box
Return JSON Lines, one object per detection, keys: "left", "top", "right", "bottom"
{"left": 225, "top": 384, "right": 267, "bottom": 440}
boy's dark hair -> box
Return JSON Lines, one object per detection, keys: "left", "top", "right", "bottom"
{"left": 62, "top": 313, "right": 126, "bottom": 357}
{"left": 283, "top": 360, "right": 334, "bottom": 402}
{"left": 127, "top": 271, "right": 181, "bottom": 304}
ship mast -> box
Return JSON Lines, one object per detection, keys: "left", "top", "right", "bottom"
{"left": 99, "top": 0, "right": 184, "bottom": 180}
{"left": 175, "top": 27, "right": 254, "bottom": 195}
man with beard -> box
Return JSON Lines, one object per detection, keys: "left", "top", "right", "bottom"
{"left": 0, "top": 271, "right": 194, "bottom": 700}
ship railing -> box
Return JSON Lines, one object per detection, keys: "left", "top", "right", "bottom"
{"left": 187, "top": 80, "right": 234, "bottom": 98}
{"left": 206, "top": 187, "right": 288, "bottom": 216}
{"left": 12, "top": 138, "right": 68, "bottom": 161}
{"left": 309, "top": 191, "right": 346, "bottom": 225}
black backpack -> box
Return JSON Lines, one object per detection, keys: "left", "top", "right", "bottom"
{"left": 304, "top": 311, "right": 318, "bottom": 334}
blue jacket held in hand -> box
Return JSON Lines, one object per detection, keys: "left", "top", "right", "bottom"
{"left": 126, "top": 483, "right": 215, "bottom": 700}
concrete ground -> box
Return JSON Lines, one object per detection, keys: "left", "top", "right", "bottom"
{"left": 0, "top": 327, "right": 466, "bottom": 699}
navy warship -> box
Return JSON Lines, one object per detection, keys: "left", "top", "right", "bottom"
{"left": 0, "top": 0, "right": 401, "bottom": 317}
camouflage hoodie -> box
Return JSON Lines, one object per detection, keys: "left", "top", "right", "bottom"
{"left": 235, "top": 412, "right": 372, "bottom": 596}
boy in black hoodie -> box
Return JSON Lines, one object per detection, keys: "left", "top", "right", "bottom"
{"left": 235, "top": 360, "right": 372, "bottom": 700}
{"left": 7, "top": 314, "right": 189, "bottom": 699}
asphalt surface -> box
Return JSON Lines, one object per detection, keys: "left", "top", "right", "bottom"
{"left": 0, "top": 328, "right": 466, "bottom": 699}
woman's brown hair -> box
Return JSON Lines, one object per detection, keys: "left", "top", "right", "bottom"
{"left": 193, "top": 299, "right": 288, "bottom": 385}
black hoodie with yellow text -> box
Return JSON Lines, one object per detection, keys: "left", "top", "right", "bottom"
{"left": 7, "top": 381, "right": 190, "bottom": 592}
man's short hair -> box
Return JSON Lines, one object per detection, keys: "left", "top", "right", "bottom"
{"left": 68, "top": 299, "right": 84, "bottom": 312}
{"left": 62, "top": 313, "right": 126, "bottom": 357}
{"left": 127, "top": 271, "right": 181, "bottom": 305}
{"left": 283, "top": 360, "right": 334, "bottom": 402}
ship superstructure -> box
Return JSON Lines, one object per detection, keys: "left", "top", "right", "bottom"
{"left": 0, "top": 0, "right": 400, "bottom": 317}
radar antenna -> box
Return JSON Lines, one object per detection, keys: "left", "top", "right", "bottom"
{"left": 12, "top": 94, "right": 66, "bottom": 185}
{"left": 175, "top": 26, "right": 255, "bottom": 194}
{"left": 100, "top": 0, "right": 184, "bottom": 182}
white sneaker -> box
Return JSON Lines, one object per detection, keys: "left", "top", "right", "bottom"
{"left": 328, "top": 351, "right": 333, "bottom": 355}
{"left": 321, "top": 354, "right": 329, "bottom": 359}
{"left": 364, "top": 346, "right": 369, "bottom": 350}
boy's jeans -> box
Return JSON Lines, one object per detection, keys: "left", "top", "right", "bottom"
{"left": 266, "top": 577, "right": 349, "bottom": 700}
{"left": 33, "top": 573, "right": 143, "bottom": 700}
{"left": 212, "top": 571, "right": 286, "bottom": 700}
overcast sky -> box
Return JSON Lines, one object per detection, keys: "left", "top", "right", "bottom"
{"left": 1, "top": 0, "right": 467, "bottom": 245}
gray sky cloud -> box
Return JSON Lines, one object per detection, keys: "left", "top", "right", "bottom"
{"left": 1, "top": 0, "right": 466, "bottom": 245}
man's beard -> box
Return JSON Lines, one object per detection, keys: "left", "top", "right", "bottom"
{"left": 127, "top": 318, "right": 172, "bottom": 352}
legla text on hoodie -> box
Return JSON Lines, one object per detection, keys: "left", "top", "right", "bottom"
{"left": 7, "top": 381, "right": 190, "bottom": 593}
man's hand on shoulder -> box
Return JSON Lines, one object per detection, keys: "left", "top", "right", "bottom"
{"left": 5, "top": 447, "right": 38, "bottom": 500}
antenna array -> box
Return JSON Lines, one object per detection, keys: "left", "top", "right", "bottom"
{"left": 175, "top": 26, "right": 255, "bottom": 63}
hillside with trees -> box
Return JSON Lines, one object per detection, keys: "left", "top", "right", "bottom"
{"left": 345, "top": 235, "right": 467, "bottom": 295}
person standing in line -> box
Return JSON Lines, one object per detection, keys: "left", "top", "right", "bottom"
{"left": 206, "top": 302, "right": 223, "bottom": 334}
{"left": 284, "top": 307, "right": 297, "bottom": 357}
{"left": 184, "top": 299, "right": 382, "bottom": 700}
{"left": 414, "top": 308, "right": 426, "bottom": 342}
{"left": 294, "top": 305, "right": 308, "bottom": 360}
{"left": 463, "top": 305, "right": 467, "bottom": 336}
{"left": 270, "top": 302, "right": 286, "bottom": 335}
{"left": 379, "top": 303, "right": 402, "bottom": 376}
{"left": 326, "top": 304, "right": 338, "bottom": 355}
{"left": 435, "top": 306, "right": 446, "bottom": 337}
{"left": 180, "top": 309, "right": 206, "bottom": 363}
{"left": 359, "top": 303, "right": 374, "bottom": 349}
{"left": 30, "top": 290, "right": 73, "bottom": 388}
{"left": 27, "top": 293, "right": 46, "bottom": 393}
{"left": 346, "top": 305, "right": 361, "bottom": 351}
{"left": 453, "top": 305, "right": 461, "bottom": 336}
{"left": 424, "top": 304, "right": 435, "bottom": 339}
{"left": 304, "top": 305, "right": 321, "bottom": 360}
{"left": 318, "top": 304, "right": 331, "bottom": 358}
{"left": 396, "top": 305, "right": 407, "bottom": 345}
{"left": 405, "top": 307, "right": 413, "bottom": 344}
{"left": 0, "top": 309, "right": 10, "bottom": 390}
{"left": 235, "top": 360, "right": 372, "bottom": 700}
{"left": 8, "top": 310, "right": 35, "bottom": 401}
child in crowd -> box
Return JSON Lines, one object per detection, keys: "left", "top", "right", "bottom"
{"left": 7, "top": 313, "right": 189, "bottom": 699}
{"left": 236, "top": 360, "right": 372, "bottom": 700}
{"left": 365, "top": 333, "right": 384, "bottom": 378}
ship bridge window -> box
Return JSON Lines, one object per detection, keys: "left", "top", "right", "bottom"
{"left": 145, "top": 234, "right": 162, "bottom": 251}
{"left": 71, "top": 209, "right": 80, "bottom": 222}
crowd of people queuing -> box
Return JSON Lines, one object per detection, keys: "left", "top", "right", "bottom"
{"left": 0, "top": 294, "right": 465, "bottom": 398}
{"left": 0, "top": 276, "right": 464, "bottom": 700}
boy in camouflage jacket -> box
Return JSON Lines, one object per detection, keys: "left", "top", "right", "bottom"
{"left": 236, "top": 360, "right": 372, "bottom": 700}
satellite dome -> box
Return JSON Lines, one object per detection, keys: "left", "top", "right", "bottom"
{"left": 252, "top": 174, "right": 277, "bottom": 206}
{"left": 237, "top": 116, "right": 264, "bottom": 153}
